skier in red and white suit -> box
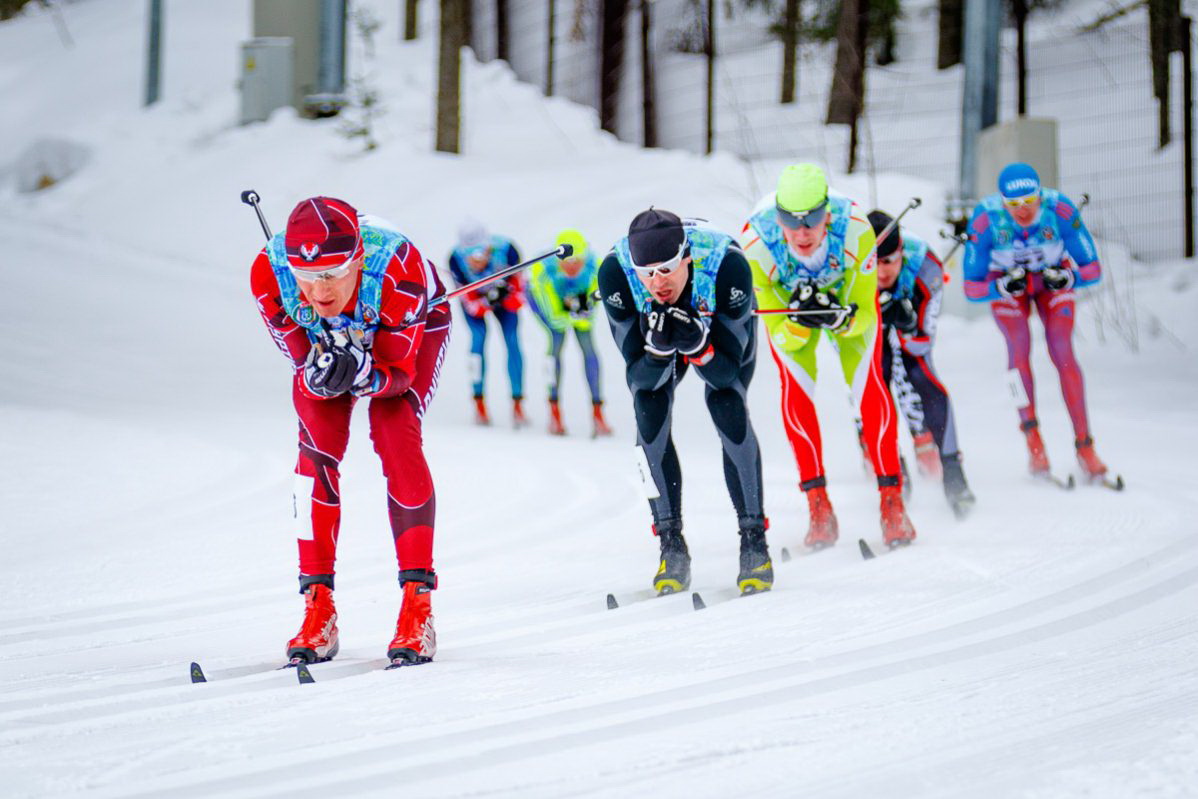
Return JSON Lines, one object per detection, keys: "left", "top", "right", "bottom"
{"left": 250, "top": 196, "right": 449, "bottom": 668}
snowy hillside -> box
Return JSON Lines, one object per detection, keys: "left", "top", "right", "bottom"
{"left": 1, "top": 1, "right": 1197, "bottom": 797}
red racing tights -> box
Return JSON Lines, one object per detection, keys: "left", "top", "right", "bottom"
{"left": 291, "top": 323, "right": 449, "bottom": 579}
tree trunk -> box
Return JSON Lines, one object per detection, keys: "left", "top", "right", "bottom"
{"left": 827, "top": 0, "right": 866, "bottom": 126}
{"left": 780, "top": 0, "right": 799, "bottom": 104}
{"left": 937, "top": 0, "right": 963, "bottom": 70}
{"left": 599, "top": 0, "right": 628, "bottom": 135}
{"left": 641, "top": 0, "right": 657, "bottom": 147}
{"left": 1148, "top": 0, "right": 1182, "bottom": 147}
{"left": 546, "top": 0, "right": 556, "bottom": 95}
{"left": 1013, "top": 0, "right": 1028, "bottom": 115}
{"left": 436, "top": 0, "right": 463, "bottom": 153}
{"left": 705, "top": 0, "right": 715, "bottom": 153}
{"left": 496, "top": 0, "right": 509, "bottom": 61}
{"left": 404, "top": 0, "right": 418, "bottom": 40}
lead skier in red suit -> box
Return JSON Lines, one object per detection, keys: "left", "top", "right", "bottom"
{"left": 250, "top": 196, "right": 450, "bottom": 668}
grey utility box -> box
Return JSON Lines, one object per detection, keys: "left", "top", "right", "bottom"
{"left": 253, "top": 0, "right": 345, "bottom": 117}
{"left": 240, "top": 37, "right": 294, "bottom": 125}
{"left": 977, "top": 118, "right": 1060, "bottom": 198}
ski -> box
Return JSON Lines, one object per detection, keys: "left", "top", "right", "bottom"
{"left": 189, "top": 662, "right": 206, "bottom": 684}
{"left": 1083, "top": 473, "right": 1125, "bottom": 491}
{"left": 858, "top": 537, "right": 914, "bottom": 561}
{"left": 384, "top": 656, "right": 432, "bottom": 670}
{"left": 296, "top": 663, "right": 315, "bottom": 684}
{"left": 1034, "top": 472, "right": 1075, "bottom": 491}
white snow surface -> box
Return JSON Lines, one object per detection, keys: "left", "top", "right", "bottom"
{"left": 1, "top": 2, "right": 1197, "bottom": 797}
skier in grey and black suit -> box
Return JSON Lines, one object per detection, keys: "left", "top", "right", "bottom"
{"left": 597, "top": 208, "right": 772, "bottom": 597}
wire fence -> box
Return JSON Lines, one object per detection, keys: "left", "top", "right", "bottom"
{"left": 465, "top": 0, "right": 1190, "bottom": 264}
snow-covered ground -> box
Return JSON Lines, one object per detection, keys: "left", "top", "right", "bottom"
{"left": 2, "top": 2, "right": 1197, "bottom": 797}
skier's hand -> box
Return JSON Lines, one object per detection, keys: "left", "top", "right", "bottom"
{"left": 563, "top": 292, "right": 591, "bottom": 318}
{"left": 303, "top": 344, "right": 363, "bottom": 398}
{"left": 787, "top": 284, "right": 852, "bottom": 329}
{"left": 997, "top": 266, "right": 1028, "bottom": 298}
{"left": 641, "top": 304, "right": 676, "bottom": 359}
{"left": 1041, "top": 265, "right": 1074, "bottom": 292}
{"left": 663, "top": 305, "right": 710, "bottom": 356}
{"left": 485, "top": 282, "right": 509, "bottom": 306}
{"left": 880, "top": 291, "right": 918, "bottom": 333}
{"left": 349, "top": 348, "right": 381, "bottom": 396}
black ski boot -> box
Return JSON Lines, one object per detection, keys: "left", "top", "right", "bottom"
{"left": 737, "top": 518, "right": 773, "bottom": 595}
{"left": 653, "top": 521, "right": 691, "bottom": 596}
{"left": 942, "top": 453, "right": 976, "bottom": 519}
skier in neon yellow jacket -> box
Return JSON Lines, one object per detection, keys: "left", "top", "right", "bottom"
{"left": 738, "top": 163, "right": 915, "bottom": 550}
{"left": 526, "top": 230, "right": 612, "bottom": 437}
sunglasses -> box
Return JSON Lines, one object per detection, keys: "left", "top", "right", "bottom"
{"left": 776, "top": 201, "right": 828, "bottom": 230}
{"left": 289, "top": 256, "right": 358, "bottom": 283}
{"left": 631, "top": 242, "right": 686, "bottom": 278}
{"left": 1002, "top": 193, "right": 1040, "bottom": 209}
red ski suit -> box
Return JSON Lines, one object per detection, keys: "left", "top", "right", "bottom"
{"left": 250, "top": 241, "right": 451, "bottom": 580}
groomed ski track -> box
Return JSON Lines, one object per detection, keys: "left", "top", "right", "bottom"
{"left": 3, "top": 1, "right": 1198, "bottom": 794}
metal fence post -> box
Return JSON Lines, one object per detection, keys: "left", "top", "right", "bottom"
{"left": 144, "top": 0, "right": 163, "bottom": 106}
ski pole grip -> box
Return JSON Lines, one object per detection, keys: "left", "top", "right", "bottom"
{"left": 557, "top": 243, "right": 574, "bottom": 259}
{"left": 241, "top": 188, "right": 273, "bottom": 241}
{"left": 241, "top": 190, "right": 260, "bottom": 206}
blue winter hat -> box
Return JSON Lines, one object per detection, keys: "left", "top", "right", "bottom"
{"left": 998, "top": 162, "right": 1041, "bottom": 199}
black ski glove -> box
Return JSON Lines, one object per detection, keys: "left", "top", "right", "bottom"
{"left": 787, "top": 284, "right": 854, "bottom": 330}
{"left": 1041, "top": 265, "right": 1075, "bottom": 291}
{"left": 642, "top": 304, "right": 676, "bottom": 359}
{"left": 303, "top": 344, "right": 363, "bottom": 398}
{"left": 997, "top": 267, "right": 1028, "bottom": 298}
{"left": 880, "top": 291, "right": 918, "bottom": 333}
{"left": 662, "top": 305, "right": 710, "bottom": 356}
{"left": 563, "top": 291, "right": 591, "bottom": 318}
{"left": 485, "top": 282, "right": 509, "bottom": 306}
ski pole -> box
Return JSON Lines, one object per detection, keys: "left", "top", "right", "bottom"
{"left": 870, "top": 196, "right": 921, "bottom": 262}
{"left": 939, "top": 229, "right": 969, "bottom": 265}
{"left": 431, "top": 244, "right": 573, "bottom": 309}
{"left": 240, "top": 190, "right": 273, "bottom": 240}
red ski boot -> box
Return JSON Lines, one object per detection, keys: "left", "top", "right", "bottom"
{"left": 472, "top": 396, "right": 491, "bottom": 426}
{"left": 913, "top": 430, "right": 942, "bottom": 479}
{"left": 879, "top": 485, "right": 917, "bottom": 548}
{"left": 547, "top": 400, "right": 567, "bottom": 436}
{"left": 591, "top": 402, "right": 613, "bottom": 438}
{"left": 388, "top": 575, "right": 437, "bottom": 667}
{"left": 286, "top": 582, "right": 339, "bottom": 663}
{"left": 1021, "top": 420, "right": 1050, "bottom": 476}
{"left": 803, "top": 484, "right": 839, "bottom": 549}
{"left": 1075, "top": 436, "right": 1108, "bottom": 481}
{"left": 512, "top": 397, "right": 529, "bottom": 429}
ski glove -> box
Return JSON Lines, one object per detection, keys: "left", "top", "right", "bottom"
{"left": 663, "top": 306, "right": 710, "bottom": 356}
{"left": 485, "top": 282, "right": 509, "bottom": 306}
{"left": 997, "top": 266, "right": 1028, "bottom": 298}
{"left": 880, "top": 291, "right": 918, "bottom": 333}
{"left": 303, "top": 343, "right": 371, "bottom": 398}
{"left": 787, "top": 284, "right": 855, "bottom": 331}
{"left": 1041, "top": 265, "right": 1075, "bottom": 292}
{"left": 563, "top": 291, "right": 591, "bottom": 318}
{"left": 642, "top": 304, "right": 677, "bottom": 359}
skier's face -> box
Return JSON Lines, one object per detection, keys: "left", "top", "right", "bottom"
{"left": 466, "top": 248, "right": 491, "bottom": 273}
{"left": 296, "top": 257, "right": 363, "bottom": 318}
{"left": 1005, "top": 195, "right": 1041, "bottom": 227}
{"left": 876, "top": 250, "right": 903, "bottom": 289}
{"left": 560, "top": 256, "right": 584, "bottom": 278}
{"left": 635, "top": 256, "right": 691, "bottom": 305}
{"left": 782, "top": 215, "right": 828, "bottom": 257}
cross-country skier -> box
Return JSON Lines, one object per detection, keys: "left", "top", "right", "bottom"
{"left": 868, "top": 209, "right": 976, "bottom": 518}
{"left": 526, "top": 229, "right": 613, "bottom": 437}
{"left": 250, "top": 196, "right": 447, "bottom": 668}
{"left": 598, "top": 208, "right": 771, "bottom": 595}
{"left": 739, "top": 163, "right": 916, "bottom": 550}
{"left": 964, "top": 162, "right": 1111, "bottom": 482}
{"left": 447, "top": 220, "right": 526, "bottom": 427}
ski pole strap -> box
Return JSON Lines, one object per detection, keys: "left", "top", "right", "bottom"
{"left": 431, "top": 244, "right": 572, "bottom": 310}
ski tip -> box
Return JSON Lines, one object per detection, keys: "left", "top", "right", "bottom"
{"left": 780, "top": 547, "right": 792, "bottom": 563}
{"left": 1113, "top": 474, "right": 1125, "bottom": 491}
{"left": 296, "top": 663, "right": 315, "bottom": 684}
{"left": 858, "top": 538, "right": 876, "bottom": 561}
{"left": 691, "top": 592, "right": 706, "bottom": 611}
{"left": 605, "top": 593, "right": 619, "bottom": 610}
{"left": 1065, "top": 474, "right": 1077, "bottom": 490}
{"left": 189, "top": 662, "right": 206, "bottom": 684}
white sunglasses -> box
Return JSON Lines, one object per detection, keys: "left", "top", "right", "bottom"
{"left": 631, "top": 243, "right": 686, "bottom": 278}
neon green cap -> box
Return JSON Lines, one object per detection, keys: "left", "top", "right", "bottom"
{"left": 776, "top": 163, "right": 828, "bottom": 213}
{"left": 555, "top": 228, "right": 587, "bottom": 259}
